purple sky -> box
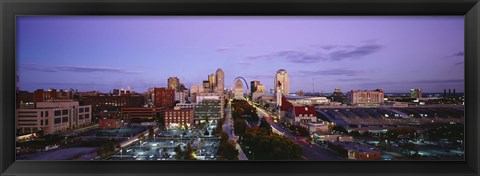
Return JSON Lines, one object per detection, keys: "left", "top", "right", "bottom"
{"left": 17, "top": 16, "right": 464, "bottom": 93}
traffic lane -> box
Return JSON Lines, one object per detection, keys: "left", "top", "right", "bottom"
{"left": 295, "top": 140, "right": 345, "bottom": 161}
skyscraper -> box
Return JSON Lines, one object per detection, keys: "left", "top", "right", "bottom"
{"left": 275, "top": 69, "right": 290, "bottom": 96}
{"left": 208, "top": 74, "right": 216, "bottom": 90}
{"left": 250, "top": 80, "right": 260, "bottom": 96}
{"left": 215, "top": 68, "right": 224, "bottom": 93}
{"left": 168, "top": 77, "right": 180, "bottom": 91}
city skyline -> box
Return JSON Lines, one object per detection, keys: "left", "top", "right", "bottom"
{"left": 17, "top": 16, "right": 464, "bottom": 93}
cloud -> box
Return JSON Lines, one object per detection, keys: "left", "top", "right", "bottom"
{"left": 237, "top": 60, "right": 252, "bottom": 66}
{"left": 336, "top": 78, "right": 372, "bottom": 82}
{"left": 329, "top": 44, "right": 383, "bottom": 61}
{"left": 321, "top": 45, "right": 339, "bottom": 50}
{"left": 411, "top": 79, "right": 463, "bottom": 84}
{"left": 246, "top": 74, "right": 274, "bottom": 79}
{"left": 354, "top": 79, "right": 464, "bottom": 88}
{"left": 450, "top": 51, "right": 464, "bottom": 57}
{"left": 21, "top": 64, "right": 142, "bottom": 74}
{"left": 298, "top": 68, "right": 367, "bottom": 77}
{"left": 248, "top": 41, "right": 383, "bottom": 63}
{"left": 216, "top": 47, "right": 234, "bottom": 52}
{"left": 30, "top": 82, "right": 104, "bottom": 86}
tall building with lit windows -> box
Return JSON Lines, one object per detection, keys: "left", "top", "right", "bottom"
{"left": 410, "top": 88, "right": 422, "bottom": 99}
{"left": 168, "top": 77, "right": 180, "bottom": 91}
{"left": 154, "top": 87, "right": 175, "bottom": 109}
{"left": 275, "top": 69, "right": 290, "bottom": 96}
{"left": 215, "top": 68, "right": 224, "bottom": 93}
{"left": 250, "top": 80, "right": 260, "bottom": 96}
{"left": 208, "top": 74, "right": 216, "bottom": 90}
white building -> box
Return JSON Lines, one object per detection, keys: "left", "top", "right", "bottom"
{"left": 286, "top": 106, "right": 318, "bottom": 126}
{"left": 174, "top": 103, "right": 196, "bottom": 110}
{"left": 285, "top": 96, "right": 330, "bottom": 106}
{"left": 234, "top": 79, "right": 244, "bottom": 100}
{"left": 175, "top": 90, "right": 188, "bottom": 103}
{"left": 190, "top": 84, "right": 204, "bottom": 103}
{"left": 17, "top": 100, "right": 91, "bottom": 135}
{"left": 252, "top": 91, "right": 266, "bottom": 102}
{"left": 274, "top": 69, "right": 290, "bottom": 96}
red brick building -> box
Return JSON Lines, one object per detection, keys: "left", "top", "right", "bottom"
{"left": 154, "top": 88, "right": 175, "bottom": 109}
{"left": 34, "top": 89, "right": 74, "bottom": 103}
{"left": 99, "top": 118, "right": 122, "bottom": 129}
{"left": 121, "top": 107, "right": 165, "bottom": 121}
{"left": 81, "top": 94, "right": 145, "bottom": 114}
{"left": 164, "top": 109, "right": 194, "bottom": 129}
{"left": 348, "top": 89, "right": 384, "bottom": 107}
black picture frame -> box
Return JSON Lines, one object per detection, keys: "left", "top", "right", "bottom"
{"left": 1, "top": 0, "right": 479, "bottom": 176}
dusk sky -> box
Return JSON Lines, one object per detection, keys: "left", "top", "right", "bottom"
{"left": 17, "top": 16, "right": 464, "bottom": 93}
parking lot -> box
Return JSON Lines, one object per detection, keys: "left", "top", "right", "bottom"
{"left": 106, "top": 128, "right": 220, "bottom": 160}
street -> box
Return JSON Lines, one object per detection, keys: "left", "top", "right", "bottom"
{"left": 223, "top": 102, "right": 248, "bottom": 160}
{"left": 252, "top": 101, "right": 345, "bottom": 160}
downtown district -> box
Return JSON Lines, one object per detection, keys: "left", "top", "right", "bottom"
{"left": 15, "top": 69, "right": 464, "bottom": 161}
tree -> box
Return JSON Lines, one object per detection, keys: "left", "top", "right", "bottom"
{"left": 184, "top": 143, "right": 196, "bottom": 160}
{"left": 258, "top": 118, "right": 272, "bottom": 135}
{"left": 174, "top": 145, "right": 184, "bottom": 160}
{"left": 242, "top": 129, "right": 303, "bottom": 160}
{"left": 35, "top": 130, "right": 45, "bottom": 137}
{"left": 234, "top": 119, "right": 248, "bottom": 140}
{"left": 222, "top": 141, "right": 239, "bottom": 160}
{"left": 332, "top": 126, "right": 348, "bottom": 134}
{"left": 97, "top": 141, "right": 116, "bottom": 157}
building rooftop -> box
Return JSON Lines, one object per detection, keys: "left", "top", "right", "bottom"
{"left": 293, "top": 105, "right": 316, "bottom": 116}
{"left": 332, "top": 142, "right": 376, "bottom": 153}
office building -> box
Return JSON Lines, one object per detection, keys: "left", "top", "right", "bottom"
{"left": 208, "top": 74, "right": 216, "bottom": 91}
{"left": 33, "top": 89, "right": 75, "bottom": 104}
{"left": 250, "top": 80, "right": 260, "bottom": 96}
{"left": 410, "top": 88, "right": 422, "bottom": 99}
{"left": 164, "top": 109, "right": 194, "bottom": 129}
{"left": 168, "top": 77, "right": 180, "bottom": 91}
{"left": 348, "top": 89, "right": 384, "bottom": 107}
{"left": 234, "top": 79, "right": 244, "bottom": 99}
{"left": 82, "top": 94, "right": 145, "bottom": 115}
{"left": 274, "top": 69, "right": 290, "bottom": 96}
{"left": 17, "top": 100, "right": 91, "bottom": 135}
{"left": 175, "top": 90, "right": 188, "bottom": 103}
{"left": 121, "top": 107, "right": 165, "bottom": 120}
{"left": 194, "top": 99, "right": 221, "bottom": 124}
{"left": 215, "top": 68, "right": 224, "bottom": 93}
{"left": 154, "top": 87, "right": 175, "bottom": 109}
